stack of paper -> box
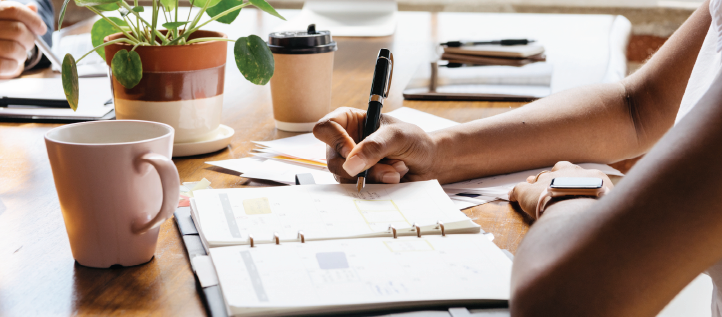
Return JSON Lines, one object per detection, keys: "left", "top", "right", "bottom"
{"left": 206, "top": 107, "right": 624, "bottom": 210}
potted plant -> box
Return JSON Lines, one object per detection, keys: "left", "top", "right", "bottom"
{"left": 60, "top": 0, "right": 283, "bottom": 143}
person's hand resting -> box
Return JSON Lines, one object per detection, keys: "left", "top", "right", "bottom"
{"left": 0, "top": 1, "right": 47, "bottom": 79}
{"left": 313, "top": 107, "right": 438, "bottom": 184}
{"left": 508, "top": 161, "right": 614, "bottom": 219}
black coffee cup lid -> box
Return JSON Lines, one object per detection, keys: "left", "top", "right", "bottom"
{"left": 268, "top": 24, "right": 338, "bottom": 54}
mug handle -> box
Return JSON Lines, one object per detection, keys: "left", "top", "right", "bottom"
{"left": 131, "top": 152, "right": 180, "bottom": 235}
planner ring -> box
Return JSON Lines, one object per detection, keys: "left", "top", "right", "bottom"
{"left": 413, "top": 223, "right": 421, "bottom": 238}
{"left": 248, "top": 234, "right": 254, "bottom": 248}
{"left": 298, "top": 231, "right": 305, "bottom": 243}
{"left": 388, "top": 225, "right": 397, "bottom": 238}
{"left": 436, "top": 221, "right": 445, "bottom": 236}
{"left": 273, "top": 232, "right": 280, "bottom": 245}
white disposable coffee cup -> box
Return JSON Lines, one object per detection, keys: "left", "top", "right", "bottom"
{"left": 268, "top": 24, "right": 338, "bottom": 132}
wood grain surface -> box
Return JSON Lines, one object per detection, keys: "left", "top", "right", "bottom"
{"left": 0, "top": 10, "right": 532, "bottom": 316}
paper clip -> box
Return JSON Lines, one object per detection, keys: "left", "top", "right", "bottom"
{"left": 298, "top": 231, "right": 305, "bottom": 243}
{"left": 248, "top": 234, "right": 254, "bottom": 247}
{"left": 274, "top": 232, "right": 280, "bottom": 245}
{"left": 436, "top": 221, "right": 445, "bottom": 237}
{"left": 388, "top": 225, "right": 397, "bottom": 239}
{"left": 413, "top": 223, "right": 421, "bottom": 238}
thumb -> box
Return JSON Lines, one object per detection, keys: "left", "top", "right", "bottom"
{"left": 26, "top": 3, "right": 38, "bottom": 12}
{"left": 342, "top": 126, "right": 401, "bottom": 176}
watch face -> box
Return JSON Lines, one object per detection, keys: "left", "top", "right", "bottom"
{"left": 550, "top": 177, "right": 603, "bottom": 189}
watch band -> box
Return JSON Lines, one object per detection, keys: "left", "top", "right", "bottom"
{"left": 536, "top": 187, "right": 610, "bottom": 219}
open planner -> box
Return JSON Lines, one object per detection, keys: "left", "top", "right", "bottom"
{"left": 187, "top": 180, "right": 513, "bottom": 316}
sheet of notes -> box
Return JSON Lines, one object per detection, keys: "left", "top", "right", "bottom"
{"left": 193, "top": 180, "right": 472, "bottom": 246}
{"left": 210, "top": 234, "right": 512, "bottom": 314}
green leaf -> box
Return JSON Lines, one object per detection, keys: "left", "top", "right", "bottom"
{"left": 234, "top": 35, "right": 274, "bottom": 85}
{"left": 162, "top": 21, "right": 189, "bottom": 30}
{"left": 111, "top": 50, "right": 143, "bottom": 89}
{"left": 93, "top": 2, "right": 119, "bottom": 11}
{"left": 132, "top": 6, "right": 144, "bottom": 12}
{"left": 159, "top": 0, "right": 174, "bottom": 11}
{"left": 192, "top": 0, "right": 222, "bottom": 9}
{"left": 74, "top": 0, "right": 118, "bottom": 7}
{"left": 61, "top": 54, "right": 79, "bottom": 111}
{"left": 249, "top": 0, "right": 285, "bottom": 20}
{"left": 58, "top": 0, "right": 72, "bottom": 30}
{"left": 206, "top": 0, "right": 242, "bottom": 24}
{"left": 91, "top": 17, "right": 127, "bottom": 60}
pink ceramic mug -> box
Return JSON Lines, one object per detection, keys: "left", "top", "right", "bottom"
{"left": 45, "top": 120, "right": 180, "bottom": 268}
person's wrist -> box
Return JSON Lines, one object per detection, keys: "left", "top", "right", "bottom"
{"left": 428, "top": 130, "right": 453, "bottom": 181}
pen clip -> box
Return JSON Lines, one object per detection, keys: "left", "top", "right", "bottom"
{"left": 384, "top": 53, "right": 394, "bottom": 98}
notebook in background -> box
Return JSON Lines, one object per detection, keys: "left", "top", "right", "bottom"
{"left": 403, "top": 62, "right": 553, "bottom": 101}
{"left": 0, "top": 78, "right": 114, "bottom": 121}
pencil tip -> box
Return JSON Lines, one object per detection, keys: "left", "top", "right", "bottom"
{"left": 356, "top": 177, "right": 365, "bottom": 193}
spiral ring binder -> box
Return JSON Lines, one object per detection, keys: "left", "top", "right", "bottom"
{"left": 298, "top": 231, "right": 305, "bottom": 243}
{"left": 388, "top": 225, "right": 397, "bottom": 238}
{"left": 248, "top": 234, "right": 255, "bottom": 247}
{"left": 413, "top": 223, "right": 421, "bottom": 237}
{"left": 436, "top": 221, "right": 445, "bottom": 236}
{"left": 274, "top": 232, "right": 280, "bottom": 245}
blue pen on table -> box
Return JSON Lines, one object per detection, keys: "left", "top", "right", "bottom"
{"left": 356, "top": 48, "right": 394, "bottom": 193}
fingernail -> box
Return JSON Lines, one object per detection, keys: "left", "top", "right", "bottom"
{"left": 382, "top": 172, "right": 401, "bottom": 184}
{"left": 392, "top": 161, "right": 409, "bottom": 174}
{"left": 343, "top": 155, "right": 367, "bottom": 176}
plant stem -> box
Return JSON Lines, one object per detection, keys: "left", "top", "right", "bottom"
{"left": 185, "top": 37, "right": 235, "bottom": 44}
{"left": 88, "top": 7, "right": 140, "bottom": 43}
{"left": 119, "top": 1, "right": 170, "bottom": 45}
{"left": 185, "top": 0, "right": 211, "bottom": 36}
{"left": 151, "top": 0, "right": 158, "bottom": 45}
{"left": 186, "top": 2, "right": 251, "bottom": 36}
{"left": 181, "top": 0, "right": 195, "bottom": 36}
{"left": 122, "top": 14, "right": 145, "bottom": 43}
{"left": 174, "top": 0, "right": 178, "bottom": 22}
{"left": 77, "top": 38, "right": 138, "bottom": 63}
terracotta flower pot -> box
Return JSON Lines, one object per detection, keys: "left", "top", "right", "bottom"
{"left": 104, "top": 30, "right": 227, "bottom": 144}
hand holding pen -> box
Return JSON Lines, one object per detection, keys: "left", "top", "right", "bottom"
{"left": 313, "top": 49, "right": 440, "bottom": 189}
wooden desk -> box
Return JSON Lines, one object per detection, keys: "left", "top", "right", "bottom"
{"left": 0, "top": 10, "right": 536, "bottom": 316}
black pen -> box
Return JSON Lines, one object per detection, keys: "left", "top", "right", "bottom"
{"left": 357, "top": 48, "right": 394, "bottom": 193}
{"left": 440, "top": 39, "right": 535, "bottom": 47}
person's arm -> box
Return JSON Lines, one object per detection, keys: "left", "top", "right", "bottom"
{"left": 314, "top": 1, "right": 711, "bottom": 185}
{"left": 509, "top": 67, "right": 722, "bottom": 316}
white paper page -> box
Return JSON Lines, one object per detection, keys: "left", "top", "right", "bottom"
{"left": 384, "top": 107, "right": 459, "bottom": 132}
{"left": 239, "top": 159, "right": 336, "bottom": 185}
{"left": 192, "top": 180, "right": 476, "bottom": 246}
{"left": 211, "top": 234, "right": 511, "bottom": 316}
{"left": 207, "top": 157, "right": 268, "bottom": 174}
{"left": 0, "top": 78, "right": 113, "bottom": 118}
{"left": 443, "top": 163, "right": 623, "bottom": 195}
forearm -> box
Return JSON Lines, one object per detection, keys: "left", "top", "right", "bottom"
{"left": 510, "top": 70, "right": 722, "bottom": 316}
{"left": 431, "top": 82, "right": 637, "bottom": 183}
